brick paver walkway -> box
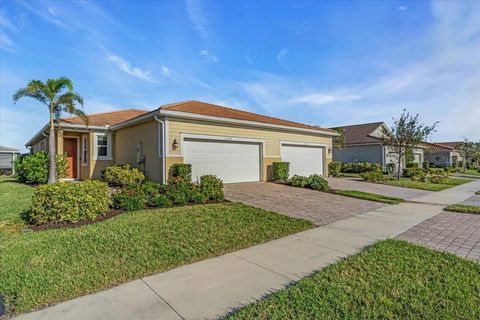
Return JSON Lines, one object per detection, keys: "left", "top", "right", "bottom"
{"left": 326, "top": 177, "right": 432, "bottom": 200}
{"left": 397, "top": 211, "right": 480, "bottom": 261}
{"left": 224, "top": 182, "right": 384, "bottom": 226}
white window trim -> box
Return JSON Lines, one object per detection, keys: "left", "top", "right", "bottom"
{"left": 93, "top": 132, "right": 112, "bottom": 161}
{"left": 81, "top": 134, "right": 88, "bottom": 166}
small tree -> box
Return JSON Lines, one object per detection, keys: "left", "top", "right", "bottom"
{"left": 332, "top": 128, "right": 345, "bottom": 151}
{"left": 13, "top": 77, "right": 87, "bottom": 184}
{"left": 381, "top": 110, "right": 437, "bottom": 180}
{"left": 455, "top": 139, "right": 480, "bottom": 172}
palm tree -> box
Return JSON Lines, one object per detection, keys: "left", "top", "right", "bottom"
{"left": 13, "top": 77, "right": 87, "bottom": 184}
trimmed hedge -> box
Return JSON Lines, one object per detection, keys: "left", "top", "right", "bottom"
{"left": 199, "top": 175, "right": 224, "bottom": 201}
{"left": 361, "top": 169, "right": 385, "bottom": 182}
{"left": 14, "top": 152, "right": 68, "bottom": 184}
{"left": 171, "top": 164, "right": 192, "bottom": 181}
{"left": 112, "top": 186, "right": 146, "bottom": 211}
{"left": 341, "top": 162, "right": 382, "bottom": 173}
{"left": 289, "top": 174, "right": 329, "bottom": 191}
{"left": 271, "top": 162, "right": 289, "bottom": 181}
{"left": 102, "top": 164, "right": 145, "bottom": 187}
{"left": 30, "top": 180, "right": 109, "bottom": 224}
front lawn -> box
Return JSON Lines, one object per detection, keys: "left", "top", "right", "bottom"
{"left": 332, "top": 189, "right": 404, "bottom": 204}
{"left": 0, "top": 180, "right": 312, "bottom": 316}
{"left": 462, "top": 169, "right": 480, "bottom": 177}
{"left": 445, "top": 204, "right": 480, "bottom": 215}
{"left": 381, "top": 177, "right": 471, "bottom": 191}
{"left": 227, "top": 239, "right": 480, "bottom": 319}
{"left": 0, "top": 176, "right": 35, "bottom": 237}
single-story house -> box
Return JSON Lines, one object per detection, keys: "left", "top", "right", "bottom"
{"left": 331, "top": 122, "right": 424, "bottom": 170}
{"left": 0, "top": 145, "right": 20, "bottom": 175}
{"left": 423, "top": 142, "right": 462, "bottom": 167}
{"left": 26, "top": 100, "right": 338, "bottom": 183}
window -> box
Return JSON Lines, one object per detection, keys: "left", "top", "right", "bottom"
{"left": 81, "top": 135, "right": 88, "bottom": 165}
{"left": 93, "top": 133, "right": 112, "bottom": 160}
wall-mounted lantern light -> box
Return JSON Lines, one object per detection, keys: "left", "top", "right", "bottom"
{"left": 172, "top": 138, "right": 179, "bottom": 150}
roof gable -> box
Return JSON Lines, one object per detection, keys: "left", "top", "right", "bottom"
{"left": 332, "top": 122, "right": 386, "bottom": 145}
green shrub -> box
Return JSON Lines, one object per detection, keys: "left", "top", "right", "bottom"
{"left": 403, "top": 167, "right": 424, "bottom": 178}
{"left": 361, "top": 170, "right": 385, "bottom": 182}
{"left": 30, "top": 180, "right": 109, "bottom": 224}
{"left": 150, "top": 194, "right": 172, "bottom": 207}
{"left": 14, "top": 152, "right": 68, "bottom": 184}
{"left": 426, "top": 171, "right": 448, "bottom": 184}
{"left": 141, "top": 181, "right": 162, "bottom": 207}
{"left": 341, "top": 162, "right": 381, "bottom": 173}
{"left": 102, "top": 164, "right": 145, "bottom": 187}
{"left": 199, "top": 175, "right": 224, "bottom": 201}
{"left": 171, "top": 163, "right": 192, "bottom": 181}
{"left": 112, "top": 186, "right": 146, "bottom": 211}
{"left": 191, "top": 191, "right": 208, "bottom": 204}
{"left": 328, "top": 161, "right": 342, "bottom": 177}
{"left": 386, "top": 163, "right": 396, "bottom": 175}
{"left": 271, "top": 162, "right": 289, "bottom": 181}
{"left": 307, "top": 174, "right": 329, "bottom": 191}
{"left": 165, "top": 176, "right": 196, "bottom": 204}
{"left": 289, "top": 175, "right": 309, "bottom": 188}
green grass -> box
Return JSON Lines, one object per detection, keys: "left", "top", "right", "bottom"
{"left": 445, "top": 204, "right": 480, "bottom": 215}
{"left": 463, "top": 169, "right": 480, "bottom": 176}
{"left": 333, "top": 189, "right": 404, "bottom": 204}
{"left": 226, "top": 239, "right": 480, "bottom": 319}
{"left": 338, "top": 172, "right": 362, "bottom": 178}
{"left": 0, "top": 176, "right": 35, "bottom": 237}
{"left": 381, "top": 177, "right": 471, "bottom": 191}
{"left": 0, "top": 202, "right": 312, "bottom": 315}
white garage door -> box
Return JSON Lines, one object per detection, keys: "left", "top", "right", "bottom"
{"left": 183, "top": 139, "right": 261, "bottom": 183}
{"left": 281, "top": 144, "right": 324, "bottom": 177}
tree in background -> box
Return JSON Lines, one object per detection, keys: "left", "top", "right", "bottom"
{"left": 13, "top": 77, "right": 87, "bottom": 184}
{"left": 333, "top": 128, "right": 345, "bottom": 151}
{"left": 381, "top": 110, "right": 438, "bottom": 180}
{"left": 456, "top": 139, "right": 480, "bottom": 172}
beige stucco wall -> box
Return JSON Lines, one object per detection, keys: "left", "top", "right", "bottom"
{"left": 115, "top": 120, "right": 162, "bottom": 182}
{"left": 89, "top": 131, "right": 114, "bottom": 179}
{"left": 166, "top": 118, "right": 334, "bottom": 180}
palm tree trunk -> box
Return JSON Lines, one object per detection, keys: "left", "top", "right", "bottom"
{"left": 397, "top": 151, "right": 402, "bottom": 180}
{"left": 47, "top": 111, "right": 57, "bottom": 184}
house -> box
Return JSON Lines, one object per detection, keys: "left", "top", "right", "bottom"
{"left": 25, "top": 100, "right": 338, "bottom": 183}
{"left": 0, "top": 145, "right": 20, "bottom": 175}
{"left": 423, "top": 142, "right": 461, "bottom": 167}
{"left": 331, "top": 122, "right": 424, "bottom": 170}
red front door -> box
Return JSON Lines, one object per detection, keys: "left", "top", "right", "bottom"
{"left": 64, "top": 138, "right": 77, "bottom": 179}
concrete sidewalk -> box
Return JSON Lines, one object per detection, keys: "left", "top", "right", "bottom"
{"left": 13, "top": 180, "right": 480, "bottom": 320}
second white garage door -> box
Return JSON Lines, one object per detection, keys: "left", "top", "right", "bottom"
{"left": 281, "top": 144, "right": 324, "bottom": 177}
{"left": 183, "top": 138, "right": 261, "bottom": 183}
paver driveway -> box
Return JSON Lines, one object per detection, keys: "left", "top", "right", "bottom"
{"left": 397, "top": 211, "right": 480, "bottom": 261}
{"left": 224, "top": 182, "right": 384, "bottom": 226}
{"left": 326, "top": 177, "right": 432, "bottom": 200}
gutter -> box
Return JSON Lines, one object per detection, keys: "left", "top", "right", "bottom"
{"left": 112, "top": 109, "right": 339, "bottom": 137}
{"left": 25, "top": 122, "right": 109, "bottom": 147}
{"left": 154, "top": 114, "right": 167, "bottom": 184}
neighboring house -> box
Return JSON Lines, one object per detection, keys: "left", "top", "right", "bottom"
{"left": 423, "top": 142, "right": 462, "bottom": 167}
{"left": 25, "top": 100, "right": 338, "bottom": 183}
{"left": 331, "top": 122, "right": 424, "bottom": 170}
{"left": 0, "top": 145, "right": 20, "bottom": 175}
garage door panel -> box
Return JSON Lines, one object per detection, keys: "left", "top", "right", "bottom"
{"left": 281, "top": 144, "right": 324, "bottom": 177}
{"left": 184, "top": 139, "right": 261, "bottom": 183}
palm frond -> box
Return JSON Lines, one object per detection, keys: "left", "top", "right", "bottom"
{"left": 12, "top": 80, "right": 49, "bottom": 105}
{"left": 57, "top": 91, "right": 88, "bottom": 125}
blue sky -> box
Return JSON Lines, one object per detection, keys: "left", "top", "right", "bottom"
{"left": 1, "top": 0, "right": 479, "bottom": 152}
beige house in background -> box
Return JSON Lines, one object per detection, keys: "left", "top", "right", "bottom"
{"left": 26, "top": 100, "right": 338, "bottom": 183}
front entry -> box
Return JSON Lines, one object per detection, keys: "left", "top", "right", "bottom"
{"left": 64, "top": 138, "right": 78, "bottom": 179}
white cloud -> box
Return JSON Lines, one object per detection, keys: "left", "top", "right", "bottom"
{"left": 107, "top": 54, "right": 154, "bottom": 82}
{"left": 289, "top": 93, "right": 361, "bottom": 106}
{"left": 199, "top": 50, "right": 218, "bottom": 63}
{"left": 398, "top": 6, "right": 407, "bottom": 11}
{"left": 276, "top": 48, "right": 289, "bottom": 69}
{"left": 0, "top": 11, "right": 16, "bottom": 51}
{"left": 185, "top": 0, "right": 209, "bottom": 38}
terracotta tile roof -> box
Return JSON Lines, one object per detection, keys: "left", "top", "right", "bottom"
{"left": 61, "top": 109, "right": 148, "bottom": 126}
{"left": 159, "top": 100, "right": 336, "bottom": 134}
{"left": 331, "top": 122, "right": 385, "bottom": 145}
{"left": 436, "top": 141, "right": 463, "bottom": 149}
{"left": 424, "top": 142, "right": 454, "bottom": 152}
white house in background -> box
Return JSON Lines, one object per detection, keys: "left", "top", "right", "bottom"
{"left": 331, "top": 122, "right": 425, "bottom": 171}
{"left": 0, "top": 145, "right": 20, "bottom": 175}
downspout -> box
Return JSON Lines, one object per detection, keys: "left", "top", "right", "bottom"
{"left": 154, "top": 114, "right": 167, "bottom": 184}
